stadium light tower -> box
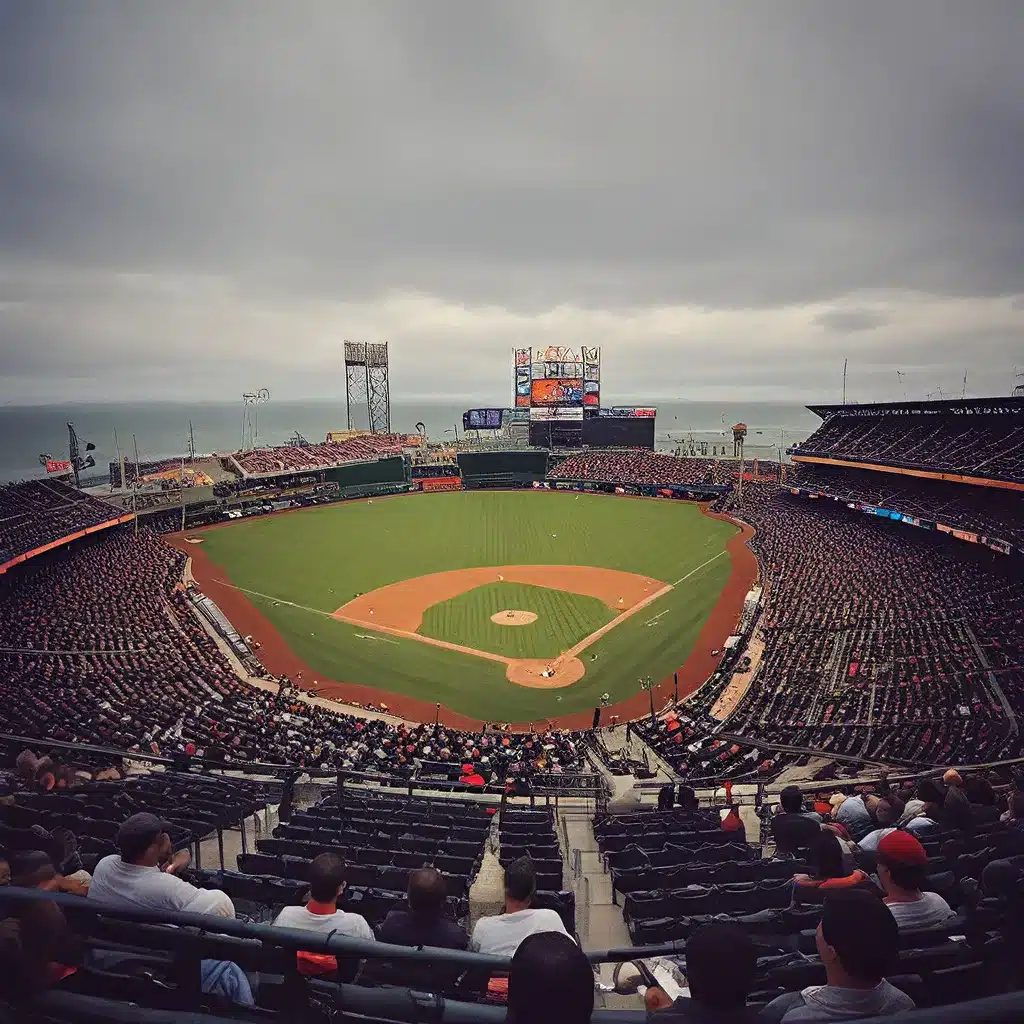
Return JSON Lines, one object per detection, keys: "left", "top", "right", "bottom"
{"left": 639, "top": 676, "right": 656, "bottom": 725}
{"left": 240, "top": 389, "right": 270, "bottom": 450}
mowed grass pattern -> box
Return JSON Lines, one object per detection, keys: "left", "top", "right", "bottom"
{"left": 419, "top": 582, "right": 617, "bottom": 659}
{"left": 198, "top": 491, "right": 737, "bottom": 720}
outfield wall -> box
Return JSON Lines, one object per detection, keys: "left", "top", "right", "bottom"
{"left": 457, "top": 450, "right": 549, "bottom": 489}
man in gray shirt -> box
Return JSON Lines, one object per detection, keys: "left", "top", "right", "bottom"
{"left": 761, "top": 890, "right": 914, "bottom": 1022}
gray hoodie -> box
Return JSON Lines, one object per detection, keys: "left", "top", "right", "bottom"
{"left": 762, "top": 980, "right": 914, "bottom": 1022}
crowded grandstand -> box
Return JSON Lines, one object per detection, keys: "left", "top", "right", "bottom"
{"left": 1, "top": 395, "right": 1023, "bottom": 1022}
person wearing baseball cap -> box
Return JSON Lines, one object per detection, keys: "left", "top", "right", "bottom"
{"left": 88, "top": 813, "right": 234, "bottom": 919}
{"left": 876, "top": 830, "right": 954, "bottom": 931}
{"left": 761, "top": 890, "right": 914, "bottom": 1022}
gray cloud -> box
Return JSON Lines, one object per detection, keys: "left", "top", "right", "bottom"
{"left": 814, "top": 310, "right": 889, "bottom": 334}
{"left": 1, "top": 0, "right": 1022, "bottom": 404}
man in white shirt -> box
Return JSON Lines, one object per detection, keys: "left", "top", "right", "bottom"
{"left": 88, "top": 813, "right": 249, "bottom": 1004}
{"left": 470, "top": 856, "right": 569, "bottom": 956}
{"left": 876, "top": 831, "right": 954, "bottom": 931}
{"left": 273, "top": 853, "right": 373, "bottom": 980}
{"left": 89, "top": 813, "right": 234, "bottom": 918}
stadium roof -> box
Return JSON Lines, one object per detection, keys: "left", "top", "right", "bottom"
{"left": 808, "top": 395, "right": 1024, "bottom": 420}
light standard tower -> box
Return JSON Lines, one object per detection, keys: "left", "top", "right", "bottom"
{"left": 639, "top": 676, "right": 656, "bottom": 725}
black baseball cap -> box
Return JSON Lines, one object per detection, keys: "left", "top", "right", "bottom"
{"left": 117, "top": 813, "right": 172, "bottom": 860}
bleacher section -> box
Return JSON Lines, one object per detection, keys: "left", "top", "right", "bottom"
{"left": 241, "top": 791, "right": 493, "bottom": 925}
{"left": 0, "top": 479, "right": 128, "bottom": 571}
{"left": 0, "top": 771, "right": 270, "bottom": 874}
{"left": 230, "top": 435, "right": 408, "bottom": 477}
{"left": 793, "top": 398, "right": 1024, "bottom": 485}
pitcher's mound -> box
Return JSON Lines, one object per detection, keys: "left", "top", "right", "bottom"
{"left": 491, "top": 609, "right": 538, "bottom": 626}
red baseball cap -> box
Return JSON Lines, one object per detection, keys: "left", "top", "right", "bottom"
{"left": 878, "top": 829, "right": 927, "bottom": 866}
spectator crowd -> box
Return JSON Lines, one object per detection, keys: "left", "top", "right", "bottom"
{"left": 792, "top": 406, "right": 1024, "bottom": 483}
{"left": 550, "top": 452, "right": 723, "bottom": 488}
{"left": 230, "top": 435, "right": 409, "bottom": 477}
{"left": 0, "top": 527, "right": 583, "bottom": 780}
{"left": 0, "top": 479, "right": 120, "bottom": 567}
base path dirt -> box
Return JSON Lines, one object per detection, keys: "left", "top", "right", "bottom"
{"left": 332, "top": 564, "right": 671, "bottom": 691}
{"left": 334, "top": 565, "right": 662, "bottom": 632}
{"left": 169, "top": 500, "right": 759, "bottom": 730}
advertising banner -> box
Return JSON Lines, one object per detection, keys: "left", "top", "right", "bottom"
{"left": 421, "top": 477, "right": 463, "bottom": 492}
{"left": 45, "top": 459, "right": 72, "bottom": 474}
{"left": 531, "top": 378, "right": 584, "bottom": 405}
{"left": 515, "top": 395, "right": 531, "bottom": 407}
{"left": 515, "top": 348, "right": 531, "bottom": 366}
{"left": 530, "top": 406, "right": 584, "bottom": 421}
{"left": 597, "top": 407, "right": 656, "bottom": 418}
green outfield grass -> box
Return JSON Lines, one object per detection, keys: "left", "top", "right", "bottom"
{"left": 419, "top": 581, "right": 617, "bottom": 659}
{"left": 197, "top": 490, "right": 737, "bottom": 720}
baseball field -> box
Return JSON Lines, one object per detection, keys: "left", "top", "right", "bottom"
{"left": 183, "top": 490, "right": 753, "bottom": 726}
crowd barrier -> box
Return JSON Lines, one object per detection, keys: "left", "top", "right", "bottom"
{"left": 3, "top": 888, "right": 1024, "bottom": 1023}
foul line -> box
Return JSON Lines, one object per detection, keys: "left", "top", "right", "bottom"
{"left": 212, "top": 551, "right": 729, "bottom": 685}
{"left": 671, "top": 550, "right": 727, "bottom": 587}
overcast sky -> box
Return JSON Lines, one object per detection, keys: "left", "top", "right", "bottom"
{"left": 1, "top": 1, "right": 1022, "bottom": 406}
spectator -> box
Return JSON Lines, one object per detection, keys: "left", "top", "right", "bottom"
{"left": 942, "top": 770, "right": 973, "bottom": 832}
{"left": 87, "top": 813, "right": 250, "bottom": 1003}
{"left": 831, "top": 793, "right": 874, "bottom": 843}
{"left": 855, "top": 800, "right": 898, "bottom": 853}
{"left": 507, "top": 931, "right": 594, "bottom": 1024}
{"left": 1001, "top": 791, "right": 1024, "bottom": 831}
{"left": 8, "top": 851, "right": 88, "bottom": 896}
{"left": 721, "top": 805, "right": 745, "bottom": 836}
{"left": 89, "top": 813, "right": 232, "bottom": 917}
{"left": 646, "top": 922, "right": 760, "bottom": 1021}
{"left": 0, "top": 899, "right": 82, "bottom": 1000}
{"left": 470, "top": 857, "right": 570, "bottom": 955}
{"left": 377, "top": 867, "right": 468, "bottom": 950}
{"left": 772, "top": 787, "right": 822, "bottom": 856}
{"left": 761, "top": 890, "right": 914, "bottom": 1022}
{"left": 273, "top": 853, "right": 373, "bottom": 980}
{"left": 792, "top": 834, "right": 875, "bottom": 906}
{"left": 876, "top": 831, "right": 955, "bottom": 930}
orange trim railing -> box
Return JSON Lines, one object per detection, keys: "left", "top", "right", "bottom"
{"left": 0, "top": 513, "right": 135, "bottom": 575}
{"left": 791, "top": 454, "right": 1024, "bottom": 492}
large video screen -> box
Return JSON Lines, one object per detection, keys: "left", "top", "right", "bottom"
{"left": 531, "top": 378, "right": 583, "bottom": 406}
{"left": 463, "top": 408, "right": 504, "bottom": 430}
{"left": 583, "top": 416, "right": 655, "bottom": 449}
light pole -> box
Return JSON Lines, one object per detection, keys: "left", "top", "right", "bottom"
{"left": 639, "top": 676, "right": 655, "bottom": 725}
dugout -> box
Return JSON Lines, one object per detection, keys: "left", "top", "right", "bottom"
{"left": 457, "top": 450, "right": 549, "bottom": 489}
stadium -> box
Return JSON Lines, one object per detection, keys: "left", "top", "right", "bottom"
{"left": 2, "top": 332, "right": 1024, "bottom": 1023}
